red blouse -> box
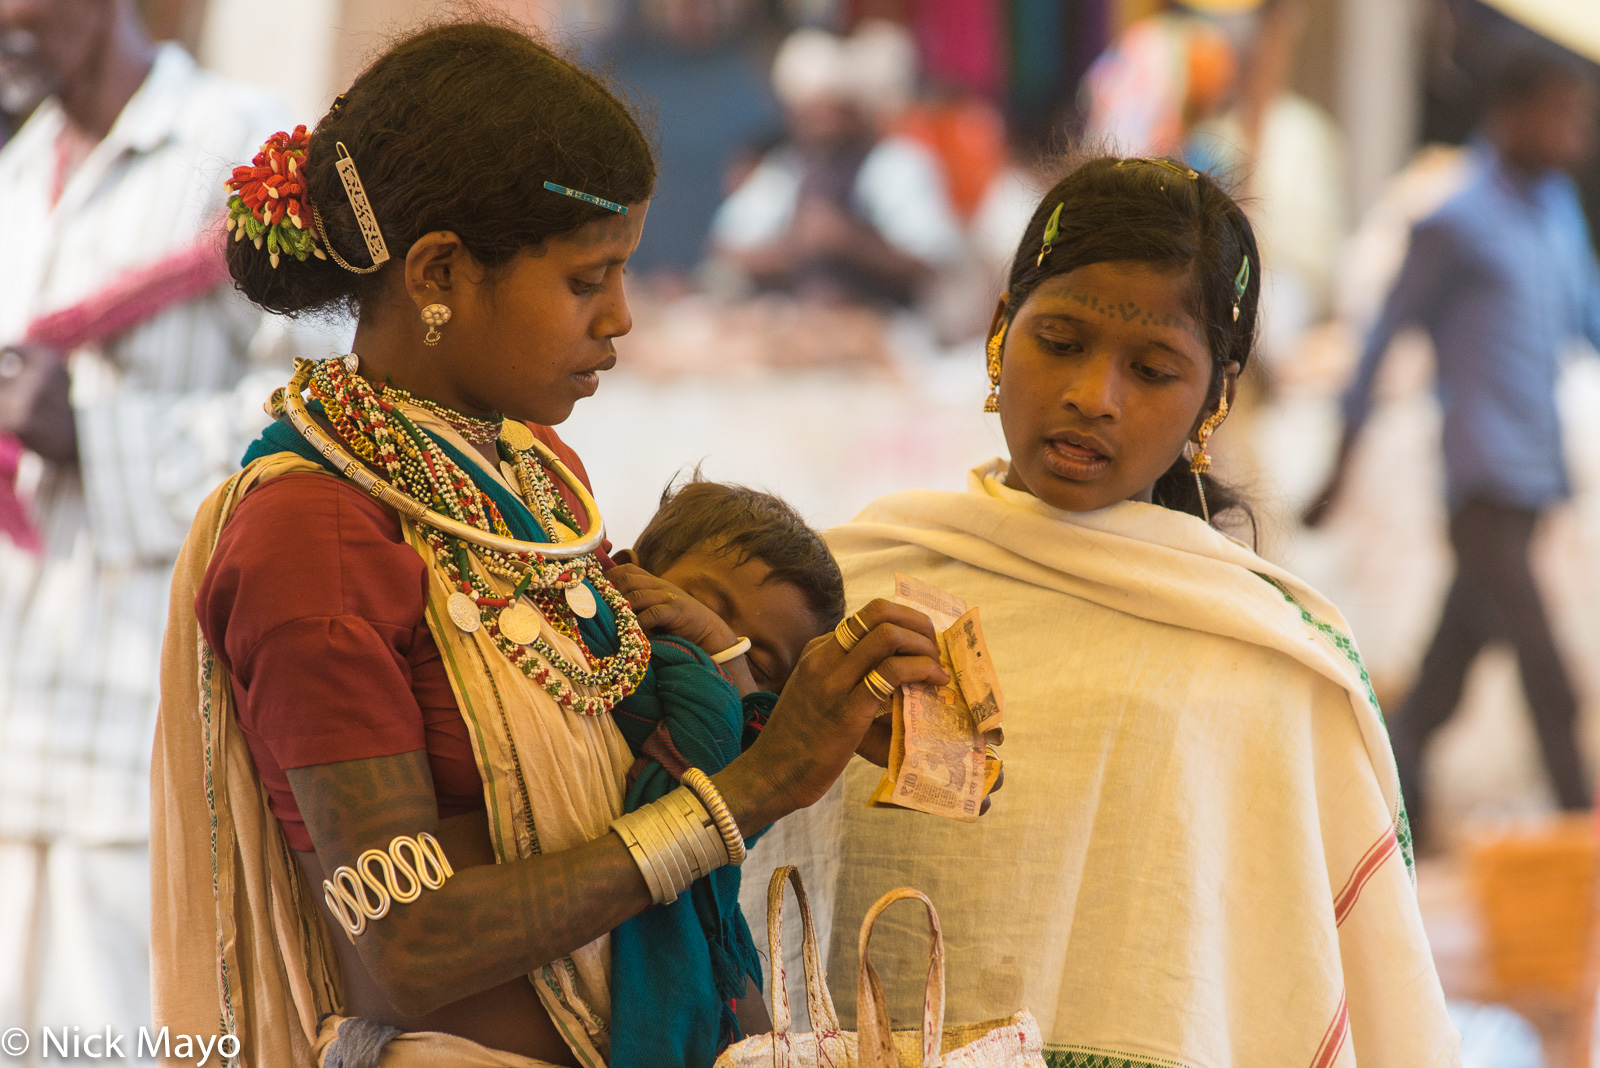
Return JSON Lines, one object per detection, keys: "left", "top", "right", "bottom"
{"left": 195, "top": 425, "right": 603, "bottom": 852}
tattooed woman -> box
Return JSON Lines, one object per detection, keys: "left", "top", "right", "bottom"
{"left": 748, "top": 158, "right": 1461, "bottom": 1067}
{"left": 147, "top": 21, "right": 944, "bottom": 1068}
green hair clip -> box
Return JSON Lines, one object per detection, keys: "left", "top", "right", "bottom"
{"left": 544, "top": 181, "right": 628, "bottom": 215}
{"left": 1232, "top": 255, "right": 1251, "bottom": 322}
{"left": 1036, "top": 203, "right": 1063, "bottom": 267}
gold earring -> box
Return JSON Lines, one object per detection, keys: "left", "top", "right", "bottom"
{"left": 420, "top": 303, "right": 452, "bottom": 346}
{"left": 984, "top": 321, "right": 1007, "bottom": 413}
{"left": 1189, "top": 393, "right": 1230, "bottom": 474}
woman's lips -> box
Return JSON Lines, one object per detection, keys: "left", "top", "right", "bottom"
{"left": 1041, "top": 436, "right": 1110, "bottom": 480}
{"left": 571, "top": 370, "right": 600, "bottom": 396}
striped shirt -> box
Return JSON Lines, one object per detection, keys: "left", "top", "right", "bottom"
{"left": 0, "top": 45, "right": 349, "bottom": 843}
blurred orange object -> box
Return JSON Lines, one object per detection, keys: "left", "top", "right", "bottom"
{"left": 893, "top": 99, "right": 1006, "bottom": 221}
{"left": 1466, "top": 814, "right": 1597, "bottom": 997}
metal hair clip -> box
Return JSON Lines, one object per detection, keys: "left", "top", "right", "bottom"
{"left": 1232, "top": 255, "right": 1251, "bottom": 322}
{"left": 1116, "top": 157, "right": 1200, "bottom": 180}
{"left": 1036, "top": 203, "right": 1063, "bottom": 267}
{"left": 315, "top": 141, "right": 390, "bottom": 275}
{"left": 543, "top": 181, "right": 628, "bottom": 215}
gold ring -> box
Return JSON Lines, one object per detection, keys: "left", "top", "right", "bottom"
{"left": 834, "top": 613, "right": 867, "bottom": 652}
{"left": 863, "top": 669, "right": 895, "bottom": 703}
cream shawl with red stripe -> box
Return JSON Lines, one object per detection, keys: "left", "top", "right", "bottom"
{"left": 742, "top": 460, "right": 1460, "bottom": 1068}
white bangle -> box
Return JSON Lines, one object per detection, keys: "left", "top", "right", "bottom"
{"left": 709, "top": 636, "right": 752, "bottom": 664}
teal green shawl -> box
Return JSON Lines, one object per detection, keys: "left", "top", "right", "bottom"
{"left": 240, "top": 419, "right": 763, "bottom": 1067}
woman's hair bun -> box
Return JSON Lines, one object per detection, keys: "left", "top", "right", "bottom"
{"left": 225, "top": 19, "right": 656, "bottom": 318}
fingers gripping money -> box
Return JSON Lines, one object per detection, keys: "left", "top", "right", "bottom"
{"left": 864, "top": 574, "right": 1005, "bottom": 822}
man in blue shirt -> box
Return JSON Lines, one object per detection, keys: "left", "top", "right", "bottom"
{"left": 1309, "top": 47, "right": 1599, "bottom": 848}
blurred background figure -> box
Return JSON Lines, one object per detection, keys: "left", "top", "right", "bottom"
{"left": 707, "top": 21, "right": 965, "bottom": 311}
{"left": 1083, "top": 0, "right": 1346, "bottom": 367}
{"left": 593, "top": 0, "right": 783, "bottom": 288}
{"left": 1308, "top": 45, "right": 1600, "bottom": 851}
{"left": 0, "top": 0, "right": 339, "bottom": 1057}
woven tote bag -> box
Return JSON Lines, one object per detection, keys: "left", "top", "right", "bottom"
{"left": 715, "top": 866, "right": 1045, "bottom": 1068}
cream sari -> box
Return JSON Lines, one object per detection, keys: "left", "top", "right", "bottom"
{"left": 150, "top": 410, "right": 634, "bottom": 1067}
{"left": 743, "top": 460, "right": 1459, "bottom": 1068}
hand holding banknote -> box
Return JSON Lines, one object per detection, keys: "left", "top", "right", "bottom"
{"left": 859, "top": 575, "right": 1006, "bottom": 822}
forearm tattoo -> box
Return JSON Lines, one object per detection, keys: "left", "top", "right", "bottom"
{"left": 288, "top": 753, "right": 647, "bottom": 1011}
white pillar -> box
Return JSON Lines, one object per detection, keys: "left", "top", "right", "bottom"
{"left": 196, "top": 0, "right": 341, "bottom": 118}
{"left": 1337, "top": 0, "right": 1422, "bottom": 215}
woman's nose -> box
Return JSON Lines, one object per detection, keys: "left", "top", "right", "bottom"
{"left": 1061, "top": 355, "right": 1120, "bottom": 420}
{"left": 594, "top": 280, "right": 633, "bottom": 340}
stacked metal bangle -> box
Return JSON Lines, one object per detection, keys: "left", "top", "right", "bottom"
{"left": 611, "top": 769, "right": 749, "bottom": 906}
{"left": 611, "top": 786, "right": 728, "bottom": 906}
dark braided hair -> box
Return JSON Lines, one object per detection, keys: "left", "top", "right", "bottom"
{"left": 1001, "top": 156, "right": 1261, "bottom": 525}
{"left": 226, "top": 18, "right": 657, "bottom": 316}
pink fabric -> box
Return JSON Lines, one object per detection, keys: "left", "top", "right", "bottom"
{"left": 912, "top": 0, "right": 1006, "bottom": 96}
{"left": 2, "top": 236, "right": 230, "bottom": 550}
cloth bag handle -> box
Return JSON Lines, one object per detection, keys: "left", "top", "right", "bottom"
{"left": 765, "top": 866, "right": 842, "bottom": 1041}
{"left": 857, "top": 887, "right": 946, "bottom": 1068}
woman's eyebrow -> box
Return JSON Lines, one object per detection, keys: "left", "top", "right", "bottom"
{"left": 1038, "top": 292, "right": 1205, "bottom": 344}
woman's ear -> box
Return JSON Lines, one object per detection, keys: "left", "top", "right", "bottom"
{"left": 987, "top": 292, "right": 1011, "bottom": 340}
{"left": 403, "top": 231, "right": 471, "bottom": 311}
{"left": 1221, "top": 361, "right": 1242, "bottom": 412}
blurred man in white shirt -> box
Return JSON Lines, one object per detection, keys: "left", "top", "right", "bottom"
{"left": 0, "top": 0, "right": 340, "bottom": 1054}
{"left": 711, "top": 24, "right": 965, "bottom": 309}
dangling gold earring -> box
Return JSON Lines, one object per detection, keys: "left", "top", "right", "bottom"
{"left": 1188, "top": 393, "right": 1229, "bottom": 474}
{"left": 984, "top": 321, "right": 1007, "bottom": 413}
{"left": 421, "top": 303, "right": 452, "bottom": 346}
{"left": 1189, "top": 393, "right": 1230, "bottom": 525}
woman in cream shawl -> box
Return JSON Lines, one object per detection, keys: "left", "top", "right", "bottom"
{"left": 745, "top": 158, "right": 1459, "bottom": 1067}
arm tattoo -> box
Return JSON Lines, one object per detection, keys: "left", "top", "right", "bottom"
{"left": 288, "top": 752, "right": 649, "bottom": 1014}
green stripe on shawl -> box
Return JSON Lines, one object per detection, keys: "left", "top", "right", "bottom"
{"left": 1044, "top": 1047, "right": 1199, "bottom": 1068}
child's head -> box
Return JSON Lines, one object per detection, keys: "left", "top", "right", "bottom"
{"left": 623, "top": 479, "right": 846, "bottom": 692}
{"left": 987, "top": 156, "right": 1260, "bottom": 522}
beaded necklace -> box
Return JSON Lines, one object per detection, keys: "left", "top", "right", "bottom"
{"left": 383, "top": 385, "right": 503, "bottom": 444}
{"left": 305, "top": 357, "right": 649, "bottom": 717}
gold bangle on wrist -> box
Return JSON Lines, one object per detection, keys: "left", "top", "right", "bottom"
{"left": 610, "top": 786, "right": 730, "bottom": 906}
{"left": 612, "top": 818, "right": 669, "bottom": 904}
{"left": 680, "top": 767, "right": 747, "bottom": 867}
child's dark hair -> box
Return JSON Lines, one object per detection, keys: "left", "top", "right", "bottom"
{"left": 226, "top": 19, "right": 656, "bottom": 316}
{"left": 633, "top": 478, "right": 847, "bottom": 630}
{"left": 1001, "top": 155, "right": 1261, "bottom": 525}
